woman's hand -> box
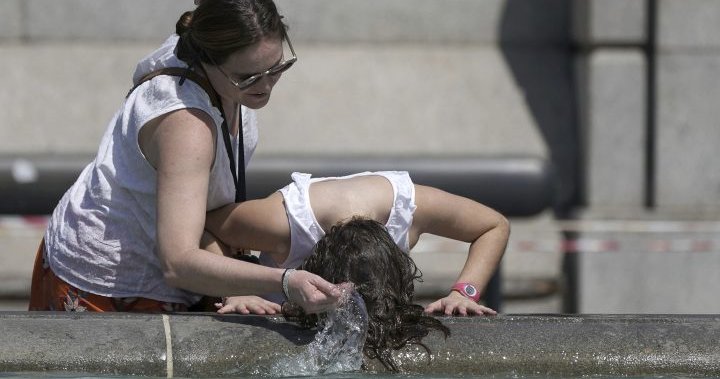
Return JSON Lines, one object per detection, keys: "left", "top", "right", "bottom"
{"left": 286, "top": 270, "right": 342, "bottom": 314}
{"left": 215, "top": 295, "right": 282, "bottom": 315}
{"left": 424, "top": 291, "right": 497, "bottom": 316}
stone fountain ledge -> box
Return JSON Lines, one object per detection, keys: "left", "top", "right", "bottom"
{"left": 2, "top": 312, "right": 720, "bottom": 377}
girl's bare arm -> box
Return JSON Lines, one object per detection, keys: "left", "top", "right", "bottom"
{"left": 204, "top": 192, "right": 291, "bottom": 255}
{"left": 412, "top": 184, "right": 510, "bottom": 314}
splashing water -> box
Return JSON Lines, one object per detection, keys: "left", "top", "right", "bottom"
{"left": 272, "top": 285, "right": 369, "bottom": 376}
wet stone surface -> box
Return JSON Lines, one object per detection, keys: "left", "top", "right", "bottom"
{"left": 2, "top": 312, "right": 720, "bottom": 377}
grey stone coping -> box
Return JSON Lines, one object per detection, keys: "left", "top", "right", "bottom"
{"left": 3, "top": 0, "right": 570, "bottom": 45}
{"left": 2, "top": 313, "right": 720, "bottom": 377}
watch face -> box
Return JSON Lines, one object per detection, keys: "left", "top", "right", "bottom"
{"left": 452, "top": 282, "right": 480, "bottom": 301}
{"left": 463, "top": 284, "right": 477, "bottom": 297}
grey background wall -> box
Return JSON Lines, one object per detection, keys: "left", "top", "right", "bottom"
{"left": 2, "top": 0, "right": 719, "bottom": 212}
{"left": 576, "top": 0, "right": 720, "bottom": 214}
{"left": 573, "top": 0, "right": 720, "bottom": 313}
{"left": 655, "top": 0, "right": 720, "bottom": 212}
{"left": 0, "top": 0, "right": 576, "bottom": 211}
{"left": 1, "top": 0, "right": 719, "bottom": 313}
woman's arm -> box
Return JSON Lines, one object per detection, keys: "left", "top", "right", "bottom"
{"left": 149, "top": 108, "right": 279, "bottom": 296}
{"left": 411, "top": 184, "right": 510, "bottom": 315}
{"left": 144, "top": 109, "right": 340, "bottom": 312}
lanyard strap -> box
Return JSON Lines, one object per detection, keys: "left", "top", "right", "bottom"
{"left": 128, "top": 67, "right": 246, "bottom": 203}
{"left": 220, "top": 108, "right": 245, "bottom": 203}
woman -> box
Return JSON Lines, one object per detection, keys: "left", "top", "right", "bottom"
{"left": 205, "top": 171, "right": 510, "bottom": 316}
{"left": 29, "top": 0, "right": 341, "bottom": 313}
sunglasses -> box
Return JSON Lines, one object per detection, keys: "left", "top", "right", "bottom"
{"left": 209, "top": 32, "right": 297, "bottom": 91}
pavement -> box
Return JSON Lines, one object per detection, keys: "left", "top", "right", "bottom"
{"left": 0, "top": 213, "right": 564, "bottom": 313}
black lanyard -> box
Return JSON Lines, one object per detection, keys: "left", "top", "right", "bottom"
{"left": 220, "top": 109, "right": 246, "bottom": 203}
{"left": 129, "top": 67, "right": 246, "bottom": 204}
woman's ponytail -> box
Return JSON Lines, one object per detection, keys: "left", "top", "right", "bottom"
{"left": 175, "top": 0, "right": 286, "bottom": 66}
{"left": 175, "top": 11, "right": 194, "bottom": 36}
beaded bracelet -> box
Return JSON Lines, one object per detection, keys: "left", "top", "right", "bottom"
{"left": 281, "top": 268, "right": 296, "bottom": 301}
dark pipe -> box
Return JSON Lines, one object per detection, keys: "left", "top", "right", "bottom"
{"left": 0, "top": 155, "right": 554, "bottom": 217}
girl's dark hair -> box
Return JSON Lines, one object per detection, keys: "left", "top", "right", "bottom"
{"left": 288, "top": 217, "right": 450, "bottom": 372}
{"left": 175, "top": 0, "right": 287, "bottom": 65}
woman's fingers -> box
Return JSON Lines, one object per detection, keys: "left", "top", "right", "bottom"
{"left": 288, "top": 270, "right": 342, "bottom": 314}
{"left": 310, "top": 276, "right": 342, "bottom": 298}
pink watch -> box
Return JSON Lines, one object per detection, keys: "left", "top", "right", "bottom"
{"left": 451, "top": 282, "right": 480, "bottom": 302}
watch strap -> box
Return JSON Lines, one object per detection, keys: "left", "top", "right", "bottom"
{"left": 451, "top": 282, "right": 481, "bottom": 302}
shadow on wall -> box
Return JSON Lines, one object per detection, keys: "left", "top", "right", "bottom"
{"left": 499, "top": 0, "right": 580, "bottom": 218}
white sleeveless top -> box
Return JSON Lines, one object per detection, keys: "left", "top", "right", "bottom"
{"left": 259, "top": 171, "right": 416, "bottom": 303}
{"left": 44, "top": 34, "right": 259, "bottom": 305}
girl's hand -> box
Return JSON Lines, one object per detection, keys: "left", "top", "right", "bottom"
{"left": 424, "top": 291, "right": 497, "bottom": 316}
{"left": 215, "top": 295, "right": 282, "bottom": 315}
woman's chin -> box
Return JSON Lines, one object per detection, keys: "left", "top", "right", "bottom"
{"left": 242, "top": 93, "right": 271, "bottom": 109}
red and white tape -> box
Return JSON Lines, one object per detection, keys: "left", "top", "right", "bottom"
{"left": 1, "top": 216, "right": 719, "bottom": 253}
{"left": 507, "top": 220, "right": 720, "bottom": 253}
{"left": 509, "top": 238, "right": 720, "bottom": 254}
{"left": 0, "top": 216, "right": 48, "bottom": 240}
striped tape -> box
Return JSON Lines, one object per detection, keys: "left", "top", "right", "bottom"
{"left": 0, "top": 215, "right": 48, "bottom": 237}
{"left": 1, "top": 216, "right": 718, "bottom": 253}
{"left": 508, "top": 238, "right": 720, "bottom": 254}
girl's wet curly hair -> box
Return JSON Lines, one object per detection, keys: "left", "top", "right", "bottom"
{"left": 286, "top": 217, "right": 450, "bottom": 371}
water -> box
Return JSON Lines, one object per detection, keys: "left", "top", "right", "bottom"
{"left": 2, "top": 287, "right": 373, "bottom": 379}
{"left": 2, "top": 286, "right": 374, "bottom": 379}
{"left": 1, "top": 372, "right": 706, "bottom": 379}
{"left": 270, "top": 286, "right": 369, "bottom": 377}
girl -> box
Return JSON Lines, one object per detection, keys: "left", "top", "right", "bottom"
{"left": 205, "top": 171, "right": 510, "bottom": 316}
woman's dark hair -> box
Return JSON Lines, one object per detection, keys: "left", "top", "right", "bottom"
{"left": 288, "top": 217, "right": 450, "bottom": 372}
{"left": 175, "top": 0, "right": 287, "bottom": 65}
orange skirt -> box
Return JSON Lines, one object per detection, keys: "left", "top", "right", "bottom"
{"left": 28, "top": 239, "right": 188, "bottom": 312}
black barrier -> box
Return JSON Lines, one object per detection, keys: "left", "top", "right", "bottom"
{"left": 0, "top": 155, "right": 93, "bottom": 215}
{"left": 0, "top": 154, "right": 554, "bottom": 216}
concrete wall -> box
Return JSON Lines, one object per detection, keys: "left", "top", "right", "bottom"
{"left": 3, "top": 1, "right": 719, "bottom": 214}
{"left": 571, "top": 0, "right": 720, "bottom": 313}
{"left": 574, "top": 217, "right": 720, "bottom": 313}
{"left": 575, "top": 0, "right": 720, "bottom": 212}
{"left": 0, "top": 0, "right": 585, "bottom": 219}
{"left": 0, "top": 0, "right": 573, "bottom": 162}
{"left": 0, "top": 0, "right": 187, "bottom": 155}
{"left": 656, "top": 0, "right": 720, "bottom": 212}
{"left": 574, "top": 0, "right": 647, "bottom": 210}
